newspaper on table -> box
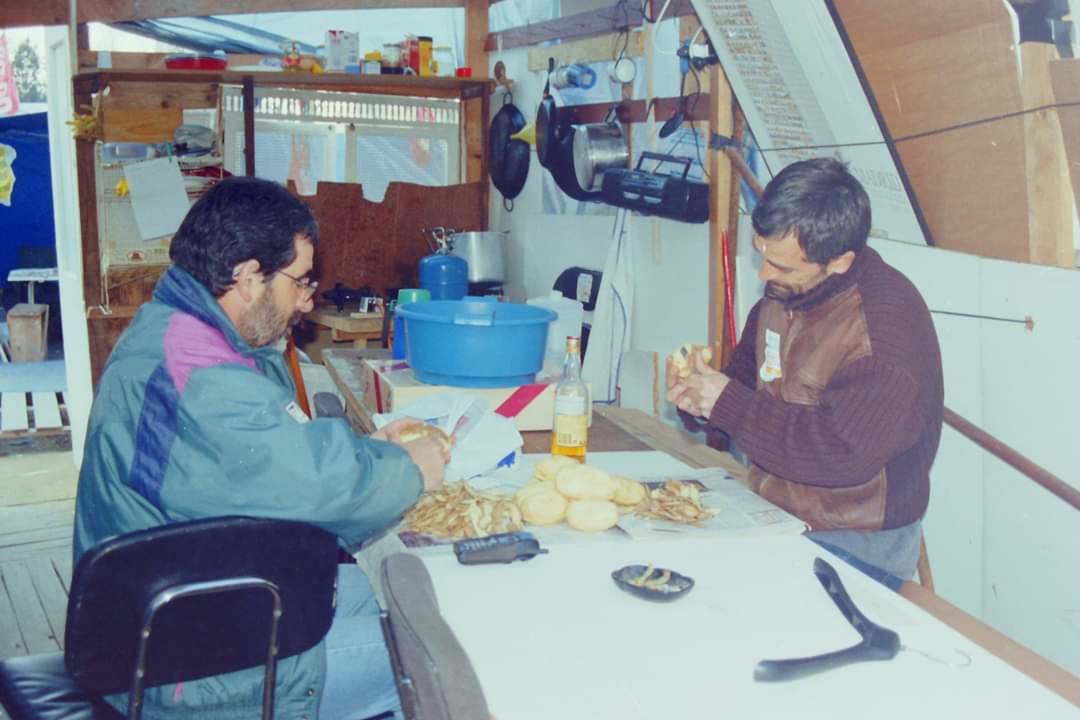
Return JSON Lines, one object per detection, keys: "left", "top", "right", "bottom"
{"left": 615, "top": 467, "right": 807, "bottom": 540}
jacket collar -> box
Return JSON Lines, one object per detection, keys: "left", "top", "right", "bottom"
{"left": 154, "top": 266, "right": 270, "bottom": 360}
{"left": 780, "top": 246, "right": 878, "bottom": 312}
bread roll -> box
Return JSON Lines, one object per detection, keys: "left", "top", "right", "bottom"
{"left": 534, "top": 455, "right": 580, "bottom": 483}
{"left": 397, "top": 423, "right": 452, "bottom": 453}
{"left": 514, "top": 480, "right": 550, "bottom": 504}
{"left": 611, "top": 475, "right": 647, "bottom": 506}
{"left": 670, "top": 343, "right": 713, "bottom": 379}
{"left": 555, "top": 464, "right": 617, "bottom": 501}
{"left": 517, "top": 488, "right": 569, "bottom": 525}
{"left": 566, "top": 500, "right": 619, "bottom": 532}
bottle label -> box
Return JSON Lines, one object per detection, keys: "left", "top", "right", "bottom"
{"left": 554, "top": 396, "right": 587, "bottom": 415}
{"left": 553, "top": 414, "right": 588, "bottom": 448}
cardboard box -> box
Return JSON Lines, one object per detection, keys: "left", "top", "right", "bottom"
{"left": 358, "top": 358, "right": 592, "bottom": 431}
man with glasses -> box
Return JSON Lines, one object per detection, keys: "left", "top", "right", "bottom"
{"left": 74, "top": 176, "right": 446, "bottom": 719}
{"left": 668, "top": 158, "right": 944, "bottom": 590}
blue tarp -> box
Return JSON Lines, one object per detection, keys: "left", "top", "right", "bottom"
{"left": 0, "top": 112, "right": 55, "bottom": 298}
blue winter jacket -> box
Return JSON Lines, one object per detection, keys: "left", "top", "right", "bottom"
{"left": 73, "top": 266, "right": 422, "bottom": 719}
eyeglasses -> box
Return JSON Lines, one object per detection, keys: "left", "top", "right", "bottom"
{"left": 275, "top": 269, "right": 319, "bottom": 297}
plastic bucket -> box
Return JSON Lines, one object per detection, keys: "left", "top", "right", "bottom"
{"left": 397, "top": 297, "right": 556, "bottom": 387}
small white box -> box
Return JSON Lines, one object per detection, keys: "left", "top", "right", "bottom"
{"left": 324, "top": 30, "right": 359, "bottom": 70}
{"left": 358, "top": 358, "right": 591, "bottom": 432}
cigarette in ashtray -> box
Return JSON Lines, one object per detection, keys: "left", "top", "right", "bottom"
{"left": 396, "top": 422, "right": 453, "bottom": 453}
{"left": 630, "top": 564, "right": 673, "bottom": 590}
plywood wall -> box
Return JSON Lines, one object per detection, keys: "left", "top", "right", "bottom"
{"left": 300, "top": 181, "right": 487, "bottom": 297}
{"left": 834, "top": 0, "right": 1075, "bottom": 268}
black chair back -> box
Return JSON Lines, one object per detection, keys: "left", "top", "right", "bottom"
{"left": 65, "top": 516, "right": 338, "bottom": 696}
{"left": 380, "top": 553, "right": 489, "bottom": 720}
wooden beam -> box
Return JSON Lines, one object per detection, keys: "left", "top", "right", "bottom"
{"left": 75, "top": 102, "right": 101, "bottom": 315}
{"left": 559, "top": 95, "right": 708, "bottom": 126}
{"left": 942, "top": 408, "right": 1080, "bottom": 512}
{"left": 526, "top": 31, "right": 644, "bottom": 71}
{"left": 465, "top": 0, "right": 488, "bottom": 77}
{"left": 3, "top": 0, "right": 465, "bottom": 29}
{"left": 486, "top": 0, "right": 695, "bottom": 52}
{"left": 463, "top": 0, "right": 488, "bottom": 199}
{"left": 707, "top": 67, "right": 733, "bottom": 370}
{"left": 75, "top": 68, "right": 491, "bottom": 99}
{"left": 242, "top": 76, "right": 255, "bottom": 176}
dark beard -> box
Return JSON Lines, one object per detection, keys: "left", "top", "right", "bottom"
{"left": 241, "top": 293, "right": 294, "bottom": 347}
{"left": 764, "top": 281, "right": 796, "bottom": 302}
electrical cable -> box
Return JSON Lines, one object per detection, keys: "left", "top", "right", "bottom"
{"left": 748, "top": 99, "right": 1080, "bottom": 155}
{"left": 644, "top": 0, "right": 681, "bottom": 54}
{"left": 687, "top": 66, "right": 708, "bottom": 179}
{"left": 611, "top": 0, "right": 637, "bottom": 85}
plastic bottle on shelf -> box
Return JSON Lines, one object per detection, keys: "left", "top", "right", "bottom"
{"left": 418, "top": 36, "right": 433, "bottom": 76}
{"left": 527, "top": 290, "right": 584, "bottom": 374}
{"left": 550, "top": 336, "right": 590, "bottom": 461}
{"left": 433, "top": 46, "right": 455, "bottom": 77}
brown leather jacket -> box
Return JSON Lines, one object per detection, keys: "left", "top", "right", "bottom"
{"left": 707, "top": 248, "right": 943, "bottom": 531}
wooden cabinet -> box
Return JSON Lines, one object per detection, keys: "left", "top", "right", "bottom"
{"left": 73, "top": 68, "right": 493, "bottom": 385}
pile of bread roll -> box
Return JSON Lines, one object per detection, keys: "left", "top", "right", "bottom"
{"left": 514, "top": 456, "right": 647, "bottom": 533}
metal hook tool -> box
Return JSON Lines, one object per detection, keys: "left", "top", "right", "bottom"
{"left": 754, "top": 558, "right": 973, "bottom": 682}
{"left": 754, "top": 557, "right": 901, "bottom": 682}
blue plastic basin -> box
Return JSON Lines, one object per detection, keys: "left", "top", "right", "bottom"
{"left": 397, "top": 297, "right": 556, "bottom": 387}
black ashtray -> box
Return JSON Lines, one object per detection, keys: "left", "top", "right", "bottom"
{"left": 611, "top": 565, "right": 694, "bottom": 602}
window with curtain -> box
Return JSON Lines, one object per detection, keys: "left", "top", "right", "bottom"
{"left": 222, "top": 86, "right": 461, "bottom": 200}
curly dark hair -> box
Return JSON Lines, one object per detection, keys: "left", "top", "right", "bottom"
{"left": 169, "top": 177, "right": 319, "bottom": 296}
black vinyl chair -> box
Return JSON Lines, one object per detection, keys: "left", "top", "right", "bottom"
{"left": 0, "top": 516, "right": 339, "bottom": 720}
{"left": 380, "top": 553, "right": 489, "bottom": 720}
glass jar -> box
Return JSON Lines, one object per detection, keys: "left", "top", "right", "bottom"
{"left": 432, "top": 45, "right": 455, "bottom": 77}
{"left": 381, "top": 43, "right": 402, "bottom": 69}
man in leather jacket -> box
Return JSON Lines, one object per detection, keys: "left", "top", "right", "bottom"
{"left": 668, "top": 158, "right": 944, "bottom": 587}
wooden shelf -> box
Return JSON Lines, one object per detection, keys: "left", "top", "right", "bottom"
{"left": 74, "top": 68, "right": 493, "bottom": 100}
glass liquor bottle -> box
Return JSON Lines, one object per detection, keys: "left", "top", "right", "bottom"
{"left": 550, "top": 336, "right": 589, "bottom": 461}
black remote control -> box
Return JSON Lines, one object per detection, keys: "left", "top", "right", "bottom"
{"left": 453, "top": 532, "right": 548, "bottom": 565}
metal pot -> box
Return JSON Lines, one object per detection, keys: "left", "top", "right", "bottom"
{"left": 572, "top": 119, "right": 629, "bottom": 191}
{"left": 449, "top": 231, "right": 508, "bottom": 284}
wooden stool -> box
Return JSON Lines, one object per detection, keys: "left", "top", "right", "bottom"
{"left": 7, "top": 303, "right": 49, "bottom": 363}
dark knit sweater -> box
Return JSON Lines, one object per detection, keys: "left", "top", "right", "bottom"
{"left": 706, "top": 247, "right": 944, "bottom": 529}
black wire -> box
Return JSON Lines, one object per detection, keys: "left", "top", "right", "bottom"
{"left": 639, "top": 0, "right": 657, "bottom": 23}
{"left": 687, "top": 67, "right": 709, "bottom": 179}
{"left": 615, "top": 0, "right": 632, "bottom": 61}
{"left": 752, "top": 99, "right": 1080, "bottom": 154}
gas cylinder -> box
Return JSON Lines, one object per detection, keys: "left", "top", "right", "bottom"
{"left": 419, "top": 253, "right": 468, "bottom": 300}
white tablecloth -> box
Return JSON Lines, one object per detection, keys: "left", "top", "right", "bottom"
{"left": 419, "top": 535, "right": 1077, "bottom": 719}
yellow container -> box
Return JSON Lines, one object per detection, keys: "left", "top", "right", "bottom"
{"left": 418, "top": 35, "right": 433, "bottom": 76}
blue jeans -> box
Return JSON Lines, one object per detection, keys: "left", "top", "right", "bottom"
{"left": 807, "top": 536, "right": 905, "bottom": 592}
{"left": 320, "top": 565, "right": 402, "bottom": 720}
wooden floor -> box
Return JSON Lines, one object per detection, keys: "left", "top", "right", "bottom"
{"left": 0, "top": 499, "right": 74, "bottom": 660}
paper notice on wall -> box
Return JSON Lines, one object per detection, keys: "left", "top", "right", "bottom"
{"left": 123, "top": 157, "right": 191, "bottom": 241}
{"left": 689, "top": 0, "right": 928, "bottom": 245}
